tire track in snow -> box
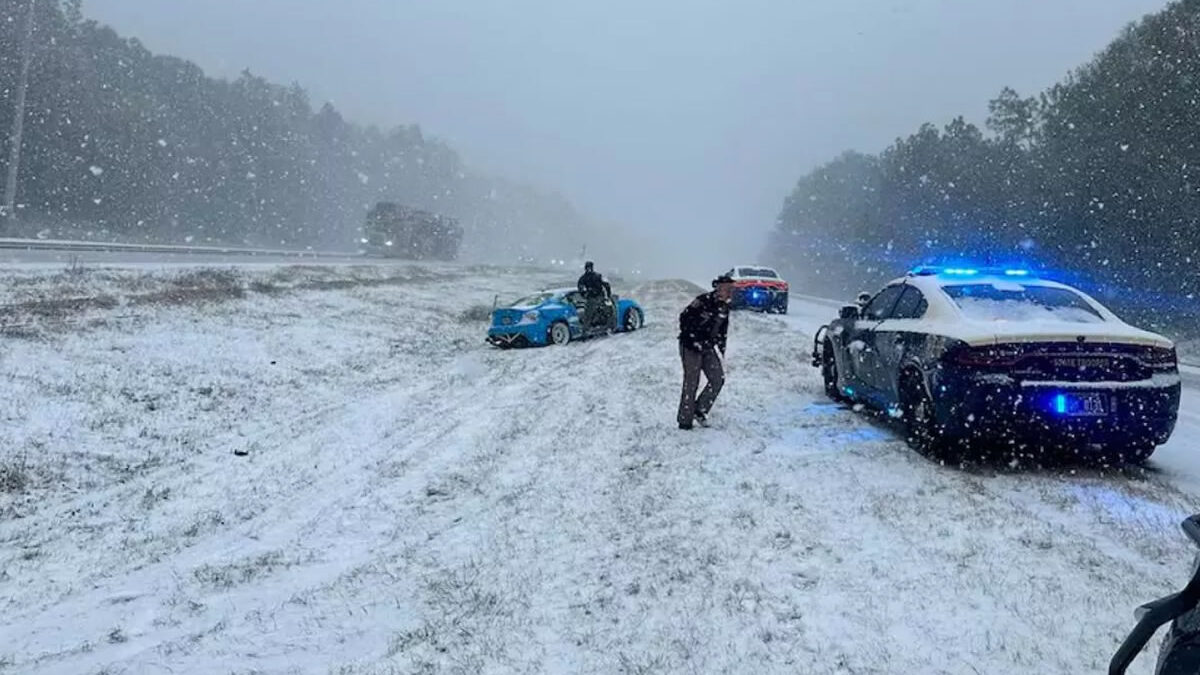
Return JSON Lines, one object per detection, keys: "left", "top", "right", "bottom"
{"left": 1, "top": 269, "right": 571, "bottom": 672}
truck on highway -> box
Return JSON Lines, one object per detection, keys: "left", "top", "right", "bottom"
{"left": 361, "top": 202, "right": 463, "bottom": 261}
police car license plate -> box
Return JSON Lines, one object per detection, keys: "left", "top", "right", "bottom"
{"left": 1061, "top": 392, "right": 1107, "bottom": 417}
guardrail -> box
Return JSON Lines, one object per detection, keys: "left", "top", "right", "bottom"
{"left": 789, "top": 292, "right": 846, "bottom": 309}
{"left": 0, "top": 237, "right": 360, "bottom": 258}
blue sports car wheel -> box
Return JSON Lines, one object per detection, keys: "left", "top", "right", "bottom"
{"left": 549, "top": 321, "right": 571, "bottom": 346}
{"left": 623, "top": 308, "right": 641, "bottom": 331}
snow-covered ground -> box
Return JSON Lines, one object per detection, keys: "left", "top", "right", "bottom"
{"left": 1, "top": 263, "right": 1197, "bottom": 674}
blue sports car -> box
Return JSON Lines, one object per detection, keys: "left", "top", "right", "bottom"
{"left": 486, "top": 286, "right": 644, "bottom": 348}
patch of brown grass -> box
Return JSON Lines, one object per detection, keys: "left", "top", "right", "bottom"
{"left": 0, "top": 264, "right": 463, "bottom": 338}
{"left": 0, "top": 294, "right": 119, "bottom": 320}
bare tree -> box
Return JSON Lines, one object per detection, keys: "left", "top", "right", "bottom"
{"left": 3, "top": 0, "right": 38, "bottom": 232}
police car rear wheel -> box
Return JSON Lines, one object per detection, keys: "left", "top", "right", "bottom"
{"left": 902, "top": 377, "right": 959, "bottom": 463}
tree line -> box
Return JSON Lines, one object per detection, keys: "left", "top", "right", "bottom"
{"left": 0, "top": 0, "right": 596, "bottom": 262}
{"left": 765, "top": 0, "right": 1200, "bottom": 333}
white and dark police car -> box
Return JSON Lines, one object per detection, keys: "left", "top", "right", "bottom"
{"left": 812, "top": 266, "right": 1181, "bottom": 463}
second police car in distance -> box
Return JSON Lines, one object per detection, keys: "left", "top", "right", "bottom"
{"left": 725, "top": 265, "right": 789, "bottom": 314}
{"left": 812, "top": 266, "right": 1181, "bottom": 463}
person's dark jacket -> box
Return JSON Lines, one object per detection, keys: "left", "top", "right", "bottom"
{"left": 578, "top": 270, "right": 605, "bottom": 298}
{"left": 679, "top": 291, "right": 730, "bottom": 353}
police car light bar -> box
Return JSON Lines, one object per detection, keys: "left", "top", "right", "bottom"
{"left": 908, "top": 265, "right": 1033, "bottom": 278}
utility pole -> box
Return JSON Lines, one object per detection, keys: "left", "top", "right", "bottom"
{"left": 4, "top": 0, "right": 38, "bottom": 232}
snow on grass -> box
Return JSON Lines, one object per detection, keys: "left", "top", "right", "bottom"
{"left": 0, "top": 264, "right": 1195, "bottom": 674}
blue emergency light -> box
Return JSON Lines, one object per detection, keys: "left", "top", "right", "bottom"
{"left": 1055, "top": 394, "right": 1068, "bottom": 415}
{"left": 909, "top": 265, "right": 1035, "bottom": 278}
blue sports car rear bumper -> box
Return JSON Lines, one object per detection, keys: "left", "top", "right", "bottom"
{"left": 487, "top": 322, "right": 547, "bottom": 347}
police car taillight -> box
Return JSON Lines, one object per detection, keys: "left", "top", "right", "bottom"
{"left": 1141, "top": 346, "right": 1178, "bottom": 370}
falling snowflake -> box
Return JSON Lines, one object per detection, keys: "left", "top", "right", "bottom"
{"left": 88, "top": 166, "right": 103, "bottom": 176}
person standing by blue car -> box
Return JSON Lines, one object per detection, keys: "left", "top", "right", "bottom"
{"left": 677, "top": 274, "right": 733, "bottom": 429}
{"left": 577, "top": 261, "right": 608, "bottom": 330}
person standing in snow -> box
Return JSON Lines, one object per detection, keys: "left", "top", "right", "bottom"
{"left": 677, "top": 274, "right": 733, "bottom": 429}
{"left": 577, "top": 261, "right": 606, "bottom": 329}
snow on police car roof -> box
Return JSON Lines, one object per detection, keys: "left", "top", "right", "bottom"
{"left": 732, "top": 265, "right": 779, "bottom": 278}
{"left": 884, "top": 269, "right": 1173, "bottom": 349}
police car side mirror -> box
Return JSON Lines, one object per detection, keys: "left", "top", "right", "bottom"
{"left": 839, "top": 305, "right": 859, "bottom": 320}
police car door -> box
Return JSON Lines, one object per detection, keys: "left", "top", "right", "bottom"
{"left": 872, "top": 284, "right": 928, "bottom": 406}
{"left": 849, "top": 284, "right": 906, "bottom": 399}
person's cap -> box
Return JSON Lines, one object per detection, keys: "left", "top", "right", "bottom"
{"left": 585, "top": 261, "right": 594, "bottom": 269}
{"left": 712, "top": 274, "right": 734, "bottom": 287}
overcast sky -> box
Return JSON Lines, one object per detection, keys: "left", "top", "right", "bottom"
{"left": 84, "top": 0, "right": 1168, "bottom": 273}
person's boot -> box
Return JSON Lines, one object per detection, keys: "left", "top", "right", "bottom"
{"left": 695, "top": 412, "right": 710, "bottom": 428}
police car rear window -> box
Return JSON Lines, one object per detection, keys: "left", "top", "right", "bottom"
{"left": 738, "top": 267, "right": 778, "bottom": 278}
{"left": 942, "top": 284, "right": 1104, "bottom": 323}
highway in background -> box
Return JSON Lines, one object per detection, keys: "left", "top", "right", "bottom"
{"left": 0, "top": 237, "right": 371, "bottom": 267}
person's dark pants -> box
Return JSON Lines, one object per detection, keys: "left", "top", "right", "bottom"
{"left": 584, "top": 296, "right": 602, "bottom": 328}
{"left": 678, "top": 344, "right": 724, "bottom": 426}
